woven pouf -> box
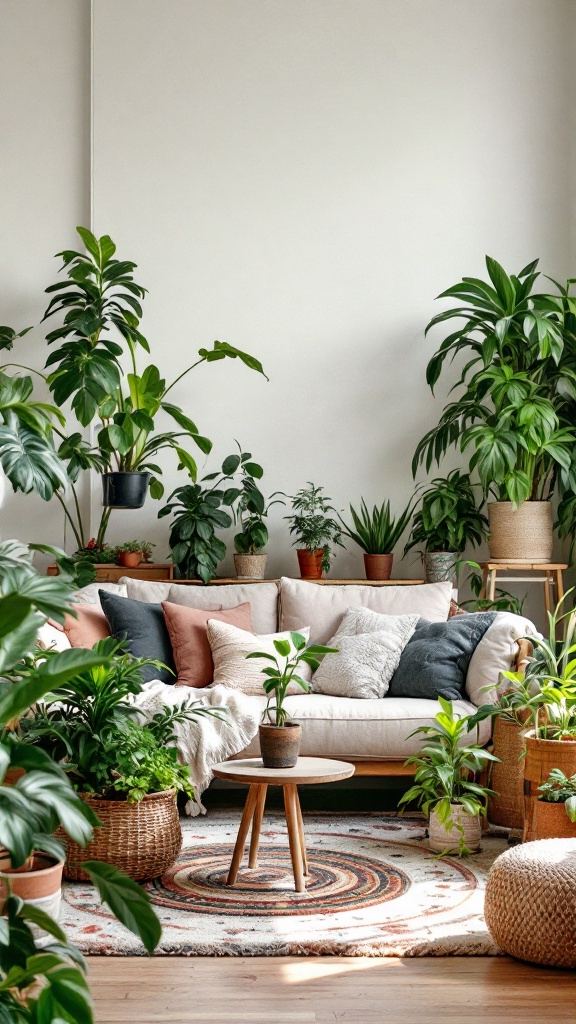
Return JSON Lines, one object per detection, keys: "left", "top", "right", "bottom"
{"left": 485, "top": 839, "right": 576, "bottom": 967}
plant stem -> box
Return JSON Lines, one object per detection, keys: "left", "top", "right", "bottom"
{"left": 54, "top": 491, "right": 83, "bottom": 550}
{"left": 162, "top": 357, "right": 206, "bottom": 398}
{"left": 96, "top": 507, "right": 112, "bottom": 548}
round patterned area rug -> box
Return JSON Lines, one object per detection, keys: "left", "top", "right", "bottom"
{"left": 61, "top": 810, "right": 508, "bottom": 956}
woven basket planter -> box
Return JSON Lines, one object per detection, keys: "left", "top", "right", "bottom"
{"left": 58, "top": 789, "right": 182, "bottom": 882}
{"left": 530, "top": 800, "right": 576, "bottom": 841}
{"left": 523, "top": 731, "right": 576, "bottom": 842}
{"left": 428, "top": 804, "right": 481, "bottom": 853}
{"left": 233, "top": 553, "right": 268, "bottom": 579}
{"left": 488, "top": 718, "right": 526, "bottom": 829}
{"left": 488, "top": 501, "right": 553, "bottom": 562}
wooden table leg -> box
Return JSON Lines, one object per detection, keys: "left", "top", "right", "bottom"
{"left": 248, "top": 784, "right": 267, "bottom": 868}
{"left": 556, "top": 568, "right": 565, "bottom": 604}
{"left": 480, "top": 567, "right": 489, "bottom": 601}
{"left": 487, "top": 569, "right": 497, "bottom": 603}
{"left": 226, "top": 784, "right": 259, "bottom": 885}
{"left": 544, "top": 572, "right": 551, "bottom": 617}
{"left": 294, "top": 789, "right": 309, "bottom": 876}
{"left": 283, "top": 784, "right": 305, "bottom": 892}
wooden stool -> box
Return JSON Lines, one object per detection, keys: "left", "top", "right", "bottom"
{"left": 479, "top": 562, "right": 566, "bottom": 619}
{"left": 212, "top": 757, "right": 355, "bottom": 892}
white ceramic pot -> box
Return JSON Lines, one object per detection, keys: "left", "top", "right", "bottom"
{"left": 428, "top": 804, "right": 481, "bottom": 854}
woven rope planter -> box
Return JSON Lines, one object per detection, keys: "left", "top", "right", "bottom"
{"left": 531, "top": 800, "right": 576, "bottom": 841}
{"left": 523, "top": 731, "right": 576, "bottom": 842}
{"left": 488, "top": 718, "right": 525, "bottom": 830}
{"left": 58, "top": 789, "right": 182, "bottom": 882}
{"left": 488, "top": 501, "right": 553, "bottom": 562}
{"left": 233, "top": 553, "right": 268, "bottom": 579}
{"left": 485, "top": 839, "right": 576, "bottom": 967}
{"left": 428, "top": 805, "right": 481, "bottom": 853}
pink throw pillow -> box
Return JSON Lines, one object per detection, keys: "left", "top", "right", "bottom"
{"left": 161, "top": 600, "right": 253, "bottom": 688}
{"left": 49, "top": 605, "right": 111, "bottom": 649}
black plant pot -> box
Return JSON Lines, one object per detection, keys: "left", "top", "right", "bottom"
{"left": 102, "top": 472, "right": 150, "bottom": 509}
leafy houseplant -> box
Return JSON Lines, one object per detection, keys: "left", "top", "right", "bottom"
{"left": 413, "top": 257, "right": 576, "bottom": 561}
{"left": 115, "top": 539, "right": 144, "bottom": 568}
{"left": 0, "top": 542, "right": 162, "bottom": 1022}
{"left": 159, "top": 481, "right": 233, "bottom": 583}
{"left": 33, "top": 227, "right": 266, "bottom": 547}
{"left": 340, "top": 497, "right": 415, "bottom": 580}
{"left": 278, "top": 482, "right": 343, "bottom": 579}
{"left": 246, "top": 632, "right": 337, "bottom": 767}
{"left": 207, "top": 445, "right": 271, "bottom": 579}
{"left": 533, "top": 768, "right": 576, "bottom": 840}
{"left": 398, "top": 698, "right": 498, "bottom": 854}
{"left": 404, "top": 471, "right": 487, "bottom": 583}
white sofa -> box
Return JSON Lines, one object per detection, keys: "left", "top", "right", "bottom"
{"left": 38, "top": 575, "right": 539, "bottom": 772}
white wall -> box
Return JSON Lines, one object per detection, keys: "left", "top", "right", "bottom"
{"left": 2, "top": 0, "right": 575, "bottom": 595}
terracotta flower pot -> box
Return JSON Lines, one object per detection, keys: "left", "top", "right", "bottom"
{"left": 117, "top": 550, "right": 142, "bottom": 568}
{"left": 296, "top": 549, "right": 324, "bottom": 579}
{"left": 531, "top": 800, "right": 576, "bottom": 841}
{"left": 424, "top": 551, "right": 458, "bottom": 583}
{"left": 0, "top": 855, "right": 64, "bottom": 941}
{"left": 488, "top": 501, "right": 553, "bottom": 562}
{"left": 428, "top": 804, "right": 482, "bottom": 854}
{"left": 363, "top": 553, "right": 393, "bottom": 581}
{"left": 259, "top": 722, "right": 302, "bottom": 768}
{"left": 234, "top": 553, "right": 268, "bottom": 579}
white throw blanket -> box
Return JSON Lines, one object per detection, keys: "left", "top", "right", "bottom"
{"left": 132, "top": 681, "right": 261, "bottom": 815}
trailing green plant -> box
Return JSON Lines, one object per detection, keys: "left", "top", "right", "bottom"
{"left": 398, "top": 697, "right": 498, "bottom": 854}
{"left": 277, "top": 482, "right": 343, "bottom": 573}
{"left": 404, "top": 471, "right": 487, "bottom": 556}
{"left": 0, "top": 542, "right": 163, "bottom": 1022}
{"left": 538, "top": 768, "right": 576, "bottom": 822}
{"left": 413, "top": 257, "right": 576, "bottom": 509}
{"left": 339, "top": 497, "right": 415, "bottom": 555}
{"left": 246, "top": 632, "right": 337, "bottom": 726}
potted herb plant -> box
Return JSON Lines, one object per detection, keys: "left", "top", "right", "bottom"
{"left": 340, "top": 497, "right": 415, "bottom": 580}
{"left": 36, "top": 227, "right": 266, "bottom": 546}
{"left": 246, "top": 632, "right": 337, "bottom": 767}
{"left": 0, "top": 540, "right": 163, "bottom": 1020}
{"left": 534, "top": 768, "right": 576, "bottom": 840}
{"left": 278, "top": 482, "right": 343, "bottom": 579}
{"left": 398, "top": 698, "right": 498, "bottom": 854}
{"left": 21, "top": 636, "right": 222, "bottom": 880}
{"left": 404, "top": 471, "right": 487, "bottom": 583}
{"left": 413, "top": 257, "right": 576, "bottom": 561}
{"left": 115, "top": 540, "right": 144, "bottom": 568}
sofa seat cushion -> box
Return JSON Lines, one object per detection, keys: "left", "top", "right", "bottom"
{"left": 279, "top": 577, "right": 452, "bottom": 644}
{"left": 235, "top": 693, "right": 490, "bottom": 759}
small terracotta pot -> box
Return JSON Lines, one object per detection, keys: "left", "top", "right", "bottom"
{"left": 259, "top": 722, "right": 302, "bottom": 768}
{"left": 117, "top": 550, "right": 142, "bottom": 568}
{"left": 363, "top": 553, "right": 393, "bottom": 581}
{"left": 428, "top": 805, "right": 481, "bottom": 853}
{"left": 531, "top": 800, "right": 576, "bottom": 841}
{"left": 296, "top": 549, "right": 324, "bottom": 579}
{"left": 234, "top": 553, "right": 268, "bottom": 579}
{"left": 0, "top": 855, "right": 64, "bottom": 940}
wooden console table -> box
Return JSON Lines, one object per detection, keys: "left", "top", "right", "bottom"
{"left": 47, "top": 563, "right": 174, "bottom": 583}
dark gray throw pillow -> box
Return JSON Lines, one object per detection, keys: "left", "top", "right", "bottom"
{"left": 99, "top": 591, "right": 175, "bottom": 684}
{"left": 388, "top": 612, "right": 497, "bottom": 701}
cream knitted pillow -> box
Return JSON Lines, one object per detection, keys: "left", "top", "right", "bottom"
{"left": 206, "top": 621, "right": 311, "bottom": 696}
{"left": 313, "top": 609, "right": 419, "bottom": 699}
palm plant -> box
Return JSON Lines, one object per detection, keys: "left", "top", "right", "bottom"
{"left": 340, "top": 497, "right": 415, "bottom": 554}
{"left": 413, "top": 257, "right": 576, "bottom": 508}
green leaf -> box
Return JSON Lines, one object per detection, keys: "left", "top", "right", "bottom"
{"left": 272, "top": 639, "right": 291, "bottom": 657}
{"left": 82, "top": 861, "right": 161, "bottom": 954}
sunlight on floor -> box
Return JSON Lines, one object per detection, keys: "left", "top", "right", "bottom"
{"left": 279, "top": 956, "right": 406, "bottom": 984}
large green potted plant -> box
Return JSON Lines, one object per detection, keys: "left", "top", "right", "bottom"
{"left": 278, "top": 482, "right": 343, "bottom": 579}
{"left": 247, "top": 632, "right": 337, "bottom": 767}
{"left": 399, "top": 698, "right": 498, "bottom": 854}
{"left": 0, "top": 541, "right": 162, "bottom": 1021}
{"left": 413, "top": 257, "right": 576, "bottom": 561}
{"left": 404, "top": 471, "right": 487, "bottom": 582}
{"left": 20, "top": 637, "right": 222, "bottom": 880}
{"left": 34, "top": 227, "right": 266, "bottom": 547}
{"left": 339, "top": 497, "right": 415, "bottom": 580}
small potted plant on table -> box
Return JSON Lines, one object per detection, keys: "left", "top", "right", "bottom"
{"left": 340, "top": 497, "right": 415, "bottom": 580}
{"left": 278, "top": 482, "right": 343, "bottom": 579}
{"left": 399, "top": 697, "right": 498, "bottom": 854}
{"left": 115, "top": 540, "right": 144, "bottom": 568}
{"left": 247, "top": 632, "right": 337, "bottom": 767}
{"left": 404, "top": 471, "right": 487, "bottom": 584}
{"left": 216, "top": 445, "right": 271, "bottom": 579}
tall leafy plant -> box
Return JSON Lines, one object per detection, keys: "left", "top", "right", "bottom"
{"left": 413, "top": 257, "right": 576, "bottom": 507}
{"left": 404, "top": 471, "right": 487, "bottom": 555}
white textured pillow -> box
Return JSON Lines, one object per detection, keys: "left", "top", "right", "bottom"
{"left": 207, "top": 621, "right": 311, "bottom": 696}
{"left": 465, "top": 612, "right": 542, "bottom": 706}
{"left": 279, "top": 577, "right": 451, "bottom": 643}
{"left": 312, "top": 610, "right": 419, "bottom": 698}
{"left": 72, "top": 581, "right": 127, "bottom": 607}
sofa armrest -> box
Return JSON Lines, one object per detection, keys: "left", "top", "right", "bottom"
{"left": 514, "top": 636, "right": 533, "bottom": 673}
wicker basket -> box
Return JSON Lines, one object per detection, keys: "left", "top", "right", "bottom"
{"left": 428, "top": 804, "right": 481, "bottom": 853}
{"left": 523, "top": 731, "right": 576, "bottom": 842}
{"left": 488, "top": 718, "right": 526, "bottom": 829}
{"left": 487, "top": 501, "right": 553, "bottom": 562}
{"left": 58, "top": 789, "right": 182, "bottom": 881}
{"left": 530, "top": 800, "right": 576, "bottom": 841}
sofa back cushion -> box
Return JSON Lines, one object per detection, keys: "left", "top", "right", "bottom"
{"left": 121, "top": 578, "right": 173, "bottom": 603}
{"left": 465, "top": 612, "right": 541, "bottom": 706}
{"left": 279, "top": 577, "right": 452, "bottom": 644}
{"left": 72, "top": 581, "right": 127, "bottom": 607}
{"left": 99, "top": 591, "right": 176, "bottom": 684}
{"left": 165, "top": 582, "right": 279, "bottom": 635}
{"left": 162, "top": 600, "right": 253, "bottom": 688}
{"left": 389, "top": 613, "right": 497, "bottom": 702}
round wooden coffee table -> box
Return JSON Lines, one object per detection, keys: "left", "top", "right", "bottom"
{"left": 212, "top": 757, "right": 355, "bottom": 892}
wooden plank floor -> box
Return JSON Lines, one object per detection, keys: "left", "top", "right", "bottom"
{"left": 89, "top": 956, "right": 576, "bottom": 1023}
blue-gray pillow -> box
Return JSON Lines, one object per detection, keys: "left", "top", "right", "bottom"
{"left": 388, "top": 613, "right": 497, "bottom": 701}
{"left": 99, "top": 591, "right": 175, "bottom": 684}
